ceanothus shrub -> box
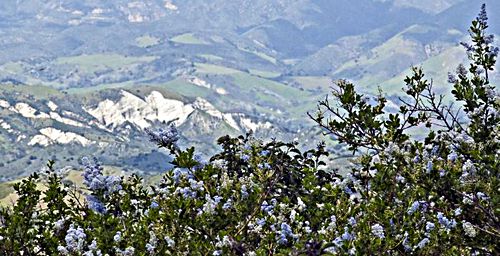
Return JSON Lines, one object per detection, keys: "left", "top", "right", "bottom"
{"left": 0, "top": 5, "right": 498, "bottom": 255}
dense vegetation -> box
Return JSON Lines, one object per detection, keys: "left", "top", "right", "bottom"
{"left": 0, "top": 5, "right": 498, "bottom": 255}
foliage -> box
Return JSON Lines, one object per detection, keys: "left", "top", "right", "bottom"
{"left": 0, "top": 5, "right": 499, "bottom": 255}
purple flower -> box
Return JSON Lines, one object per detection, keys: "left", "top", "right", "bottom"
{"left": 240, "top": 185, "right": 249, "bottom": 198}
{"left": 439, "top": 169, "right": 446, "bottom": 177}
{"left": 437, "top": 212, "right": 457, "bottom": 230}
{"left": 341, "top": 227, "right": 353, "bottom": 241}
{"left": 476, "top": 192, "right": 489, "bottom": 201}
{"left": 447, "top": 152, "right": 458, "bottom": 162}
{"left": 344, "top": 186, "right": 353, "bottom": 195}
{"left": 425, "top": 222, "right": 435, "bottom": 232}
{"left": 145, "top": 124, "right": 179, "bottom": 149}
{"left": 222, "top": 199, "right": 232, "bottom": 210}
{"left": 193, "top": 154, "right": 206, "bottom": 171}
{"left": 62, "top": 224, "right": 87, "bottom": 252}
{"left": 456, "top": 64, "right": 468, "bottom": 76}
{"left": 81, "top": 157, "right": 121, "bottom": 194}
{"left": 86, "top": 195, "right": 107, "bottom": 214}
{"left": 256, "top": 218, "right": 266, "bottom": 227}
{"left": 413, "top": 155, "right": 421, "bottom": 163}
{"left": 333, "top": 236, "right": 343, "bottom": 247}
{"left": 261, "top": 201, "right": 275, "bottom": 215}
{"left": 447, "top": 73, "right": 458, "bottom": 84}
{"left": 258, "top": 163, "right": 271, "bottom": 169}
{"left": 260, "top": 150, "right": 270, "bottom": 157}
{"left": 491, "top": 46, "right": 499, "bottom": 58}
{"left": 213, "top": 195, "right": 223, "bottom": 204}
{"left": 485, "top": 34, "right": 495, "bottom": 45}
{"left": 408, "top": 201, "right": 420, "bottom": 215}
{"left": 348, "top": 217, "right": 357, "bottom": 226}
{"left": 172, "top": 168, "right": 193, "bottom": 183}
{"left": 150, "top": 201, "right": 159, "bottom": 209}
{"left": 416, "top": 238, "right": 430, "bottom": 249}
{"left": 426, "top": 161, "right": 433, "bottom": 173}
{"left": 241, "top": 154, "right": 250, "bottom": 161}
{"left": 277, "top": 223, "right": 294, "bottom": 244}
{"left": 114, "top": 231, "right": 122, "bottom": 242}
{"left": 477, "top": 4, "right": 488, "bottom": 26}
{"left": 177, "top": 187, "right": 197, "bottom": 198}
{"left": 371, "top": 224, "right": 385, "bottom": 239}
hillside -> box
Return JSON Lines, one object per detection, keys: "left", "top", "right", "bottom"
{"left": 0, "top": 0, "right": 498, "bottom": 180}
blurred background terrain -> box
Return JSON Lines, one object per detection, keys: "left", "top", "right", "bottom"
{"left": 0, "top": 0, "right": 498, "bottom": 185}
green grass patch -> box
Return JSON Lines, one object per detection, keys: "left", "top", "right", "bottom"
{"left": 0, "top": 183, "right": 14, "bottom": 199}
{"left": 64, "top": 81, "right": 135, "bottom": 94}
{"left": 195, "top": 63, "right": 240, "bottom": 74}
{"left": 293, "top": 76, "right": 333, "bottom": 90}
{"left": 56, "top": 54, "right": 157, "bottom": 73}
{"left": 379, "top": 46, "right": 465, "bottom": 95}
{"left": 239, "top": 47, "right": 277, "bottom": 64}
{"left": 0, "top": 62, "right": 24, "bottom": 75}
{"left": 248, "top": 69, "right": 281, "bottom": 78}
{"left": 333, "top": 35, "right": 421, "bottom": 76}
{"left": 197, "top": 54, "right": 224, "bottom": 61}
{"left": 231, "top": 73, "right": 305, "bottom": 100}
{"left": 0, "top": 84, "right": 62, "bottom": 98}
{"left": 157, "top": 78, "right": 212, "bottom": 98}
{"left": 170, "top": 33, "right": 209, "bottom": 45}
{"left": 135, "top": 35, "right": 160, "bottom": 48}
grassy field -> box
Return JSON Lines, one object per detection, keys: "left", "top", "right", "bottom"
{"left": 0, "top": 62, "right": 24, "bottom": 75}
{"left": 238, "top": 47, "right": 277, "bottom": 64}
{"left": 194, "top": 63, "right": 240, "bottom": 74}
{"left": 293, "top": 76, "right": 333, "bottom": 90}
{"left": 192, "top": 62, "right": 320, "bottom": 118}
{"left": 170, "top": 33, "right": 209, "bottom": 45}
{"left": 195, "top": 63, "right": 305, "bottom": 99}
{"left": 197, "top": 54, "right": 224, "bottom": 61}
{"left": 248, "top": 69, "right": 281, "bottom": 78}
{"left": 56, "top": 54, "right": 157, "bottom": 73}
{"left": 135, "top": 35, "right": 160, "bottom": 48}
{"left": 0, "top": 178, "right": 47, "bottom": 206}
{"left": 379, "top": 46, "right": 465, "bottom": 96}
{"left": 64, "top": 81, "right": 135, "bottom": 94}
{"left": 0, "top": 84, "right": 63, "bottom": 98}
{"left": 156, "top": 78, "right": 213, "bottom": 98}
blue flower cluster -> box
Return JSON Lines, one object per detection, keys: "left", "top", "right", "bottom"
{"left": 261, "top": 199, "right": 277, "bottom": 215}
{"left": 371, "top": 224, "right": 385, "bottom": 239}
{"left": 145, "top": 124, "right": 179, "bottom": 149}
{"left": 86, "top": 195, "right": 107, "bottom": 214}
{"left": 58, "top": 224, "right": 86, "bottom": 254}
{"left": 437, "top": 212, "right": 457, "bottom": 230}
{"left": 277, "top": 223, "right": 295, "bottom": 244}
{"left": 82, "top": 157, "right": 121, "bottom": 194}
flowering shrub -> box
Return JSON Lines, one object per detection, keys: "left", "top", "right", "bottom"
{"left": 0, "top": 5, "right": 498, "bottom": 255}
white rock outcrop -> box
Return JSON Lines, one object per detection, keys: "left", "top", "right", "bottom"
{"left": 85, "top": 90, "right": 194, "bottom": 130}
{"left": 164, "top": 0, "right": 178, "bottom": 10}
{"left": 0, "top": 100, "right": 10, "bottom": 108}
{"left": 28, "top": 128, "right": 92, "bottom": 146}
{"left": 192, "top": 98, "right": 240, "bottom": 131}
{"left": 47, "top": 101, "right": 58, "bottom": 111}
{"left": 239, "top": 116, "right": 272, "bottom": 132}
{"left": 188, "top": 76, "right": 212, "bottom": 89}
{"left": 13, "top": 103, "right": 50, "bottom": 119}
{"left": 1, "top": 100, "right": 86, "bottom": 128}
{"left": 0, "top": 119, "right": 14, "bottom": 133}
